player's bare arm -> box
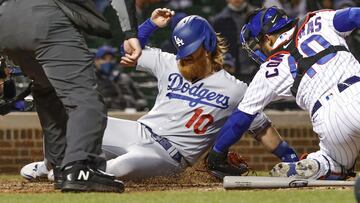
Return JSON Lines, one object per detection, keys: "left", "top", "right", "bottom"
{"left": 252, "top": 124, "right": 283, "bottom": 152}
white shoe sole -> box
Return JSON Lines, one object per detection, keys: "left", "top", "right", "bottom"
{"left": 270, "top": 159, "right": 319, "bottom": 179}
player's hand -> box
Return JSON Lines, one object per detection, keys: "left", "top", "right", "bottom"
{"left": 151, "top": 8, "right": 175, "bottom": 28}
{"left": 121, "top": 38, "right": 142, "bottom": 66}
{"left": 206, "top": 149, "right": 249, "bottom": 179}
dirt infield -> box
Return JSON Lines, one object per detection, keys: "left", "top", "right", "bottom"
{"left": 0, "top": 164, "right": 356, "bottom": 203}
{"left": 0, "top": 162, "right": 355, "bottom": 194}
{"left": 0, "top": 163, "right": 225, "bottom": 193}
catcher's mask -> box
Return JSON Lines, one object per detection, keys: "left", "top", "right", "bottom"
{"left": 0, "top": 57, "right": 16, "bottom": 100}
{"left": 240, "top": 6, "right": 294, "bottom": 64}
{"left": 0, "top": 56, "right": 32, "bottom": 115}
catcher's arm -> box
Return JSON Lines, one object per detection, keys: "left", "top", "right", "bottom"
{"left": 251, "top": 124, "right": 299, "bottom": 162}
{"left": 206, "top": 110, "right": 299, "bottom": 179}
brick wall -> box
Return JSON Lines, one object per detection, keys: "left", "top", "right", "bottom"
{"left": 0, "top": 128, "right": 43, "bottom": 173}
{"left": 233, "top": 128, "right": 320, "bottom": 171}
{"left": 0, "top": 111, "right": 358, "bottom": 173}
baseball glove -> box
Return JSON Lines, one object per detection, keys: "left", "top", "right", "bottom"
{"left": 206, "top": 149, "right": 249, "bottom": 179}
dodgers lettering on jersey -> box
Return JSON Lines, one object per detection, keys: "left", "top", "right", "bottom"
{"left": 239, "top": 10, "right": 360, "bottom": 115}
{"left": 167, "top": 73, "right": 230, "bottom": 109}
{"left": 135, "top": 47, "right": 269, "bottom": 164}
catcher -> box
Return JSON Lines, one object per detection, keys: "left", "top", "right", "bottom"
{"left": 21, "top": 8, "right": 298, "bottom": 183}
{"left": 208, "top": 6, "right": 360, "bottom": 180}
{"left": 0, "top": 58, "right": 33, "bottom": 115}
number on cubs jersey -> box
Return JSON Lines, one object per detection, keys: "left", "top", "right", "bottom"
{"left": 300, "top": 34, "right": 336, "bottom": 65}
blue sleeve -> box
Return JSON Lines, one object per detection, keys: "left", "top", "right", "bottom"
{"left": 120, "top": 18, "right": 158, "bottom": 56}
{"left": 213, "top": 109, "right": 256, "bottom": 153}
{"left": 333, "top": 7, "right": 360, "bottom": 32}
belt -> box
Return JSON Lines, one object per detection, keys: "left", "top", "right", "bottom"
{"left": 311, "top": 75, "right": 360, "bottom": 116}
{"left": 143, "top": 125, "right": 183, "bottom": 163}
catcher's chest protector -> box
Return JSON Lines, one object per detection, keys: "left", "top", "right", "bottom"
{"left": 268, "top": 12, "right": 349, "bottom": 97}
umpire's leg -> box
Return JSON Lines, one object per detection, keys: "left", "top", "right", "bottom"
{"left": 0, "top": 0, "right": 123, "bottom": 192}
{"left": 5, "top": 51, "right": 68, "bottom": 168}
{"left": 0, "top": 0, "right": 107, "bottom": 169}
{"left": 0, "top": 0, "right": 69, "bottom": 175}
{"left": 32, "top": 2, "right": 108, "bottom": 170}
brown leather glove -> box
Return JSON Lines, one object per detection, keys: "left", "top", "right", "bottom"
{"left": 206, "top": 149, "right": 249, "bottom": 179}
{"left": 227, "top": 151, "right": 249, "bottom": 169}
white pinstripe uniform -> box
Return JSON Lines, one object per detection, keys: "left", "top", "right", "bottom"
{"left": 102, "top": 47, "right": 269, "bottom": 180}
{"left": 239, "top": 10, "right": 360, "bottom": 178}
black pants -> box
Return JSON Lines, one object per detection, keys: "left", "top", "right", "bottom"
{"left": 0, "top": 0, "right": 107, "bottom": 169}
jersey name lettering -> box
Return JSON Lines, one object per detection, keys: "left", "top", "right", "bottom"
{"left": 166, "top": 73, "right": 230, "bottom": 109}
{"left": 298, "top": 16, "right": 322, "bottom": 39}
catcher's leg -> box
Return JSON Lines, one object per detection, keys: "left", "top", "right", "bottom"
{"left": 6, "top": 51, "right": 67, "bottom": 168}
{"left": 307, "top": 84, "right": 360, "bottom": 179}
{"left": 271, "top": 83, "right": 360, "bottom": 179}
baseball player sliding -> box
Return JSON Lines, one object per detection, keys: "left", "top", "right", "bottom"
{"left": 208, "top": 6, "right": 360, "bottom": 180}
{"left": 21, "top": 8, "right": 298, "bottom": 182}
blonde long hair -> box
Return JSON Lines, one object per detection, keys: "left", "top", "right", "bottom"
{"left": 212, "top": 34, "right": 229, "bottom": 71}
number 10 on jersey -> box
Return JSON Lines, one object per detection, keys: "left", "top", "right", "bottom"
{"left": 185, "top": 108, "right": 214, "bottom": 135}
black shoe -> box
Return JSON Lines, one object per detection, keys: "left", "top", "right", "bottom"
{"left": 52, "top": 166, "right": 63, "bottom": 190}
{"left": 61, "top": 163, "right": 124, "bottom": 193}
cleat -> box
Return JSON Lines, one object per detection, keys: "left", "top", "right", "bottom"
{"left": 270, "top": 159, "right": 320, "bottom": 179}
{"left": 295, "top": 159, "right": 319, "bottom": 178}
{"left": 20, "top": 161, "right": 49, "bottom": 181}
{"left": 270, "top": 162, "right": 293, "bottom": 177}
{"left": 61, "top": 162, "right": 124, "bottom": 193}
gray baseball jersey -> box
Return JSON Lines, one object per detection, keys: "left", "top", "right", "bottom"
{"left": 136, "top": 47, "right": 268, "bottom": 164}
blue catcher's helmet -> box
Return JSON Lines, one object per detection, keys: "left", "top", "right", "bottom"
{"left": 172, "top": 15, "right": 217, "bottom": 60}
{"left": 240, "top": 6, "right": 294, "bottom": 64}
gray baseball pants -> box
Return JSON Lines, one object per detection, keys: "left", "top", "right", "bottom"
{"left": 102, "top": 118, "right": 187, "bottom": 180}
